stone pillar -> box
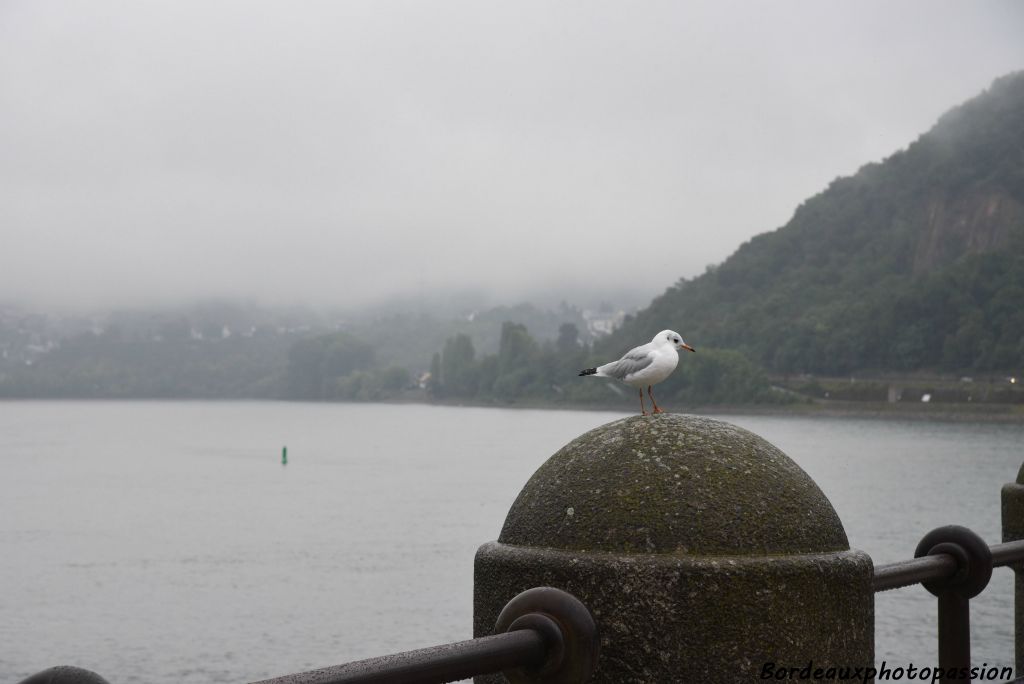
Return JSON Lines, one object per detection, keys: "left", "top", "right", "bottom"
{"left": 1002, "top": 463, "right": 1024, "bottom": 676}
{"left": 474, "top": 414, "right": 874, "bottom": 683}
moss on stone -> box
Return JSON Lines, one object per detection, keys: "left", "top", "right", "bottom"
{"left": 1002, "top": 469, "right": 1024, "bottom": 674}
{"left": 474, "top": 542, "right": 874, "bottom": 684}
{"left": 498, "top": 413, "right": 849, "bottom": 556}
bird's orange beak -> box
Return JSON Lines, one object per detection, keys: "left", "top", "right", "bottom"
{"left": 682, "top": 344, "right": 696, "bottom": 353}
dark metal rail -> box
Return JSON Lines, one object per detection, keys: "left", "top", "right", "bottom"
{"left": 16, "top": 587, "right": 598, "bottom": 684}
{"left": 870, "top": 528, "right": 1024, "bottom": 684}
{"left": 250, "top": 629, "right": 546, "bottom": 684}
{"left": 252, "top": 586, "right": 599, "bottom": 684}
{"left": 992, "top": 539, "right": 1024, "bottom": 567}
{"left": 873, "top": 538, "right": 1024, "bottom": 592}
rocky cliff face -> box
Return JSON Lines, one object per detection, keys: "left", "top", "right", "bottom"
{"left": 912, "top": 189, "right": 1024, "bottom": 274}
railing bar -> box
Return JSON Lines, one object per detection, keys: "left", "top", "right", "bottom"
{"left": 938, "top": 591, "right": 971, "bottom": 682}
{"left": 991, "top": 540, "right": 1024, "bottom": 567}
{"left": 251, "top": 629, "right": 546, "bottom": 684}
{"left": 872, "top": 540, "right": 1024, "bottom": 593}
{"left": 873, "top": 553, "right": 958, "bottom": 592}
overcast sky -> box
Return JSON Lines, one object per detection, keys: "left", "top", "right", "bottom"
{"left": 2, "top": 1, "right": 1022, "bottom": 313}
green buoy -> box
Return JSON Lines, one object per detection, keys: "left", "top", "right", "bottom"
{"left": 282, "top": 446, "right": 288, "bottom": 465}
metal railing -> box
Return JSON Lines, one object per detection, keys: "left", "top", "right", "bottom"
{"left": 872, "top": 526, "right": 1024, "bottom": 684}
{"left": 18, "top": 534, "right": 1024, "bottom": 684}
{"left": 252, "top": 586, "right": 599, "bottom": 684}
{"left": 255, "top": 529, "right": 1024, "bottom": 684}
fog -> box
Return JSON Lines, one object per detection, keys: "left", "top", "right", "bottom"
{"left": 2, "top": 1, "right": 1022, "bottom": 313}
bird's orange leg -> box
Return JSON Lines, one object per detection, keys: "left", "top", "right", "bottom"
{"left": 638, "top": 390, "right": 648, "bottom": 416}
{"left": 648, "top": 385, "right": 664, "bottom": 414}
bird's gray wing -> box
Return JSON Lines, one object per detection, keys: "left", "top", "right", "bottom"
{"left": 599, "top": 346, "right": 654, "bottom": 380}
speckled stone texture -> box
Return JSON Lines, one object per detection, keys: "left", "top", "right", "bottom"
{"left": 1002, "top": 462, "right": 1024, "bottom": 675}
{"left": 474, "top": 414, "right": 874, "bottom": 683}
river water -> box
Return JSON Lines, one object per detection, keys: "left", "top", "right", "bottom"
{"left": 1, "top": 401, "right": 1020, "bottom": 682}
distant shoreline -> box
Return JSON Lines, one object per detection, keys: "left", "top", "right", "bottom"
{"left": 2, "top": 394, "right": 1022, "bottom": 423}
{"left": 317, "top": 394, "right": 1024, "bottom": 424}
{"left": 381, "top": 388, "right": 1022, "bottom": 422}
{"left": 692, "top": 401, "right": 1024, "bottom": 424}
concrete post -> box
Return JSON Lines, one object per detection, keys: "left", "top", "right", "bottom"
{"left": 1002, "top": 463, "right": 1024, "bottom": 676}
{"left": 474, "top": 414, "right": 874, "bottom": 683}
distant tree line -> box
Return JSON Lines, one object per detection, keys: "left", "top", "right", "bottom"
{"left": 285, "top": 332, "right": 411, "bottom": 401}
{"left": 280, "top": 321, "right": 784, "bottom": 406}
{"left": 0, "top": 325, "right": 291, "bottom": 398}
{"left": 423, "top": 322, "right": 782, "bottom": 406}
{"left": 622, "top": 245, "right": 1024, "bottom": 377}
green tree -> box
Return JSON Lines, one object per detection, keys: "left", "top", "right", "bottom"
{"left": 286, "top": 332, "right": 374, "bottom": 399}
{"left": 492, "top": 322, "right": 540, "bottom": 400}
{"left": 441, "top": 334, "right": 478, "bottom": 397}
{"left": 557, "top": 323, "right": 580, "bottom": 353}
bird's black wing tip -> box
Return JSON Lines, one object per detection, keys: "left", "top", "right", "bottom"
{"left": 578, "top": 368, "right": 597, "bottom": 376}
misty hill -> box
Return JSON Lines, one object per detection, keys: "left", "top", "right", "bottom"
{"left": 0, "top": 300, "right": 610, "bottom": 398}
{"left": 605, "top": 72, "right": 1024, "bottom": 376}
{"left": 0, "top": 302, "right": 319, "bottom": 398}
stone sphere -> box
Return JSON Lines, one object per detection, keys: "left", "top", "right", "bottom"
{"left": 499, "top": 413, "right": 848, "bottom": 555}
{"left": 475, "top": 414, "right": 873, "bottom": 683}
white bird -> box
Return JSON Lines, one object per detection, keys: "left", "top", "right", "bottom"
{"left": 578, "top": 330, "right": 695, "bottom": 415}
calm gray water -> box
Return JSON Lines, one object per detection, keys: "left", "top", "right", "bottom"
{"left": 1, "top": 401, "right": 1020, "bottom": 683}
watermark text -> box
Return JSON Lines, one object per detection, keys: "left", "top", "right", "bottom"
{"left": 761, "top": 661, "right": 1013, "bottom": 682}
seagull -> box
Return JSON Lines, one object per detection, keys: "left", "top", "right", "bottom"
{"left": 578, "top": 330, "right": 695, "bottom": 415}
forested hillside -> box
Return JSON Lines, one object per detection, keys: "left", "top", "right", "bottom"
{"left": 605, "top": 72, "right": 1024, "bottom": 376}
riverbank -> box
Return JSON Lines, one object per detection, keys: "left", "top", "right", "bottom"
{"left": 408, "top": 391, "right": 1024, "bottom": 423}
{"left": 5, "top": 392, "right": 1024, "bottom": 423}
{"left": 698, "top": 400, "right": 1024, "bottom": 423}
